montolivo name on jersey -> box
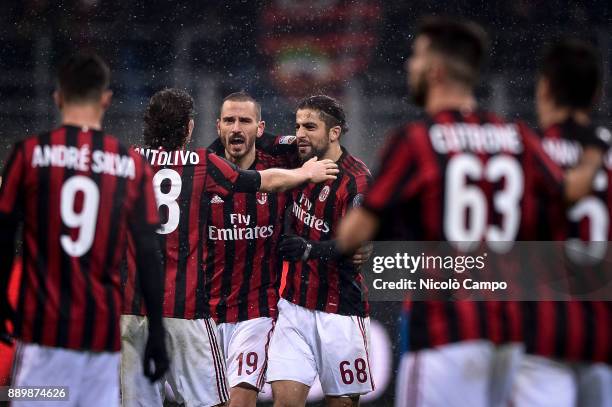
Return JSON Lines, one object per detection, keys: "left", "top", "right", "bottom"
{"left": 134, "top": 147, "right": 200, "bottom": 166}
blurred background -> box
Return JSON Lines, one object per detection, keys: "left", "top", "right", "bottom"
{"left": 0, "top": 1, "right": 610, "bottom": 405}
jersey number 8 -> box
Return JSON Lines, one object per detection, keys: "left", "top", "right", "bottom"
{"left": 153, "top": 169, "right": 182, "bottom": 235}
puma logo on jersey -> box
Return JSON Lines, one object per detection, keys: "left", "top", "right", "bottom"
{"left": 210, "top": 195, "right": 224, "bottom": 204}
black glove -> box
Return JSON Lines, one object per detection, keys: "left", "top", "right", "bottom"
{"left": 143, "top": 323, "right": 169, "bottom": 383}
{"left": 0, "top": 300, "right": 15, "bottom": 345}
{"left": 278, "top": 235, "right": 310, "bottom": 261}
{"left": 279, "top": 235, "right": 343, "bottom": 262}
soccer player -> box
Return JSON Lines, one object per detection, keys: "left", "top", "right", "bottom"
{"left": 336, "top": 18, "right": 606, "bottom": 407}
{"left": 266, "top": 95, "right": 373, "bottom": 407}
{"left": 121, "top": 89, "right": 339, "bottom": 407}
{"left": 509, "top": 39, "right": 612, "bottom": 407}
{"left": 0, "top": 52, "right": 168, "bottom": 407}
{"left": 202, "top": 92, "right": 293, "bottom": 407}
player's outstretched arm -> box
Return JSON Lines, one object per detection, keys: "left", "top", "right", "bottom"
{"left": 564, "top": 146, "right": 604, "bottom": 202}
{"left": 336, "top": 207, "right": 380, "bottom": 255}
{"left": 258, "top": 157, "right": 339, "bottom": 192}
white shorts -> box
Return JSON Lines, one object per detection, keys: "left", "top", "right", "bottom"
{"left": 267, "top": 298, "right": 374, "bottom": 396}
{"left": 395, "top": 341, "right": 522, "bottom": 407}
{"left": 577, "top": 363, "right": 612, "bottom": 407}
{"left": 11, "top": 341, "right": 120, "bottom": 407}
{"left": 120, "top": 315, "right": 229, "bottom": 407}
{"left": 218, "top": 317, "right": 275, "bottom": 391}
{"left": 510, "top": 354, "right": 577, "bottom": 407}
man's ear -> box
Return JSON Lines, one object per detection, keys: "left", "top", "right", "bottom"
{"left": 538, "top": 77, "right": 552, "bottom": 100}
{"left": 53, "top": 90, "right": 63, "bottom": 110}
{"left": 216, "top": 118, "right": 221, "bottom": 136}
{"left": 256, "top": 120, "right": 266, "bottom": 138}
{"left": 329, "top": 126, "right": 341, "bottom": 142}
{"left": 100, "top": 90, "right": 113, "bottom": 110}
{"left": 186, "top": 119, "right": 195, "bottom": 144}
{"left": 427, "top": 55, "right": 445, "bottom": 84}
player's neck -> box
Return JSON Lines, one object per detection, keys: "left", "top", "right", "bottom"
{"left": 323, "top": 143, "right": 343, "bottom": 162}
{"left": 61, "top": 104, "right": 104, "bottom": 130}
{"left": 225, "top": 148, "right": 256, "bottom": 170}
{"left": 425, "top": 85, "right": 477, "bottom": 116}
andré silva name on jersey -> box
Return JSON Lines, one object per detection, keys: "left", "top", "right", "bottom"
{"left": 208, "top": 194, "right": 275, "bottom": 241}
{"left": 31, "top": 143, "right": 136, "bottom": 179}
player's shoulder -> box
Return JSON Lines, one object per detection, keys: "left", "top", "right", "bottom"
{"left": 388, "top": 119, "right": 431, "bottom": 141}
{"left": 510, "top": 118, "right": 537, "bottom": 136}
{"left": 342, "top": 151, "right": 371, "bottom": 178}
{"left": 376, "top": 120, "right": 431, "bottom": 164}
{"left": 255, "top": 148, "right": 283, "bottom": 167}
{"left": 504, "top": 118, "right": 542, "bottom": 150}
{"left": 14, "top": 128, "right": 59, "bottom": 150}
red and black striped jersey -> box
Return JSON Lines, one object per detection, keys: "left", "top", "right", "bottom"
{"left": 520, "top": 120, "right": 612, "bottom": 363}
{"left": 362, "top": 110, "right": 565, "bottom": 351}
{"left": 122, "top": 147, "right": 260, "bottom": 320}
{"left": 282, "top": 147, "right": 372, "bottom": 317}
{"left": 205, "top": 149, "right": 290, "bottom": 323}
{"left": 0, "top": 125, "right": 159, "bottom": 352}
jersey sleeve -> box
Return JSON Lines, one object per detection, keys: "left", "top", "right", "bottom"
{"left": 362, "top": 125, "right": 421, "bottom": 214}
{"left": 344, "top": 171, "right": 373, "bottom": 215}
{"left": 255, "top": 132, "right": 300, "bottom": 168}
{"left": 520, "top": 122, "right": 565, "bottom": 200}
{"left": 0, "top": 141, "right": 25, "bottom": 220}
{"left": 206, "top": 151, "right": 261, "bottom": 197}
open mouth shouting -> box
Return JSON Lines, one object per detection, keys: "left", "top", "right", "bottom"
{"left": 228, "top": 134, "right": 246, "bottom": 149}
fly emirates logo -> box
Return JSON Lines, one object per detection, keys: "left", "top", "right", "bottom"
{"left": 292, "top": 193, "right": 330, "bottom": 233}
{"left": 208, "top": 213, "right": 274, "bottom": 241}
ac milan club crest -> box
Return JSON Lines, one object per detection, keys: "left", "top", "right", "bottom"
{"left": 318, "top": 185, "right": 330, "bottom": 202}
{"left": 256, "top": 192, "right": 268, "bottom": 205}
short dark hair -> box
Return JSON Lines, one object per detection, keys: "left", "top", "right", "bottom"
{"left": 416, "top": 16, "right": 488, "bottom": 87}
{"left": 220, "top": 91, "right": 262, "bottom": 121}
{"left": 143, "top": 88, "right": 195, "bottom": 150}
{"left": 296, "top": 95, "right": 348, "bottom": 135}
{"left": 540, "top": 39, "right": 601, "bottom": 109}
{"left": 57, "top": 51, "right": 110, "bottom": 103}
